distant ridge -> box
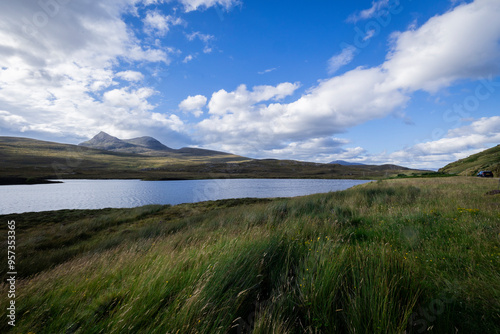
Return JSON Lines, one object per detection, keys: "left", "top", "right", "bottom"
{"left": 79, "top": 131, "right": 234, "bottom": 157}
{"left": 0, "top": 135, "right": 427, "bottom": 183}
{"left": 329, "top": 160, "right": 365, "bottom": 166}
{"left": 123, "top": 136, "right": 173, "bottom": 151}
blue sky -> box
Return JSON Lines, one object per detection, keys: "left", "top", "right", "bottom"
{"left": 0, "top": 0, "right": 499, "bottom": 168}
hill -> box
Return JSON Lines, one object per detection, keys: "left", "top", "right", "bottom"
{"left": 439, "top": 145, "right": 500, "bottom": 176}
{"left": 0, "top": 135, "right": 427, "bottom": 183}
{"left": 0, "top": 136, "right": 248, "bottom": 183}
{"left": 329, "top": 160, "right": 366, "bottom": 166}
{"left": 123, "top": 136, "right": 173, "bottom": 151}
{"left": 79, "top": 131, "right": 233, "bottom": 157}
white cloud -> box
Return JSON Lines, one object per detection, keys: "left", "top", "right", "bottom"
{"left": 103, "top": 87, "right": 156, "bottom": 110}
{"left": 116, "top": 70, "right": 144, "bottom": 82}
{"left": 179, "top": 95, "right": 207, "bottom": 110}
{"left": 2, "top": 0, "right": 500, "bottom": 165}
{"left": 179, "top": 0, "right": 240, "bottom": 12}
{"left": 347, "top": 0, "right": 390, "bottom": 23}
{"left": 258, "top": 68, "right": 277, "bottom": 75}
{"left": 194, "top": 0, "right": 500, "bottom": 160}
{"left": 0, "top": 0, "right": 182, "bottom": 141}
{"left": 265, "top": 137, "right": 351, "bottom": 162}
{"left": 382, "top": 0, "right": 500, "bottom": 93}
{"left": 0, "top": 110, "right": 29, "bottom": 131}
{"left": 196, "top": 67, "right": 408, "bottom": 157}
{"left": 363, "top": 29, "right": 376, "bottom": 41}
{"left": 183, "top": 54, "right": 194, "bottom": 63}
{"left": 412, "top": 117, "right": 500, "bottom": 155}
{"left": 179, "top": 95, "right": 207, "bottom": 117}
{"left": 143, "top": 10, "right": 184, "bottom": 36}
{"left": 186, "top": 31, "right": 215, "bottom": 53}
{"left": 327, "top": 46, "right": 357, "bottom": 74}
{"left": 346, "top": 116, "right": 500, "bottom": 169}
{"left": 327, "top": 147, "right": 368, "bottom": 163}
{"left": 143, "top": 0, "right": 166, "bottom": 5}
{"left": 207, "top": 83, "right": 300, "bottom": 116}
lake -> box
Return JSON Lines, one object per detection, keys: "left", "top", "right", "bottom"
{"left": 0, "top": 179, "right": 372, "bottom": 214}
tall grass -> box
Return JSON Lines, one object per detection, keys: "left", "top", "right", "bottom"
{"left": 0, "top": 177, "right": 498, "bottom": 333}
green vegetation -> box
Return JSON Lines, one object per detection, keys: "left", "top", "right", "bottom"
{"left": 0, "top": 136, "right": 248, "bottom": 182}
{"left": 1, "top": 177, "right": 499, "bottom": 333}
{"left": 391, "top": 172, "right": 458, "bottom": 179}
{"left": 0, "top": 137, "right": 418, "bottom": 182}
{"left": 439, "top": 144, "right": 500, "bottom": 177}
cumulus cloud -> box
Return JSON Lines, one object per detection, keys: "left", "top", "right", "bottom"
{"left": 264, "top": 137, "right": 352, "bottom": 162}
{"left": 116, "top": 70, "right": 144, "bottom": 82}
{"left": 194, "top": 0, "right": 500, "bottom": 160}
{"left": 2, "top": 0, "right": 499, "bottom": 166}
{"left": 347, "top": 116, "right": 500, "bottom": 169}
{"left": 382, "top": 0, "right": 500, "bottom": 92}
{"left": 411, "top": 117, "right": 500, "bottom": 155}
{"left": 196, "top": 68, "right": 408, "bottom": 156}
{"left": 0, "top": 0, "right": 184, "bottom": 141}
{"left": 143, "top": 10, "right": 184, "bottom": 36}
{"left": 179, "top": 95, "right": 207, "bottom": 117}
{"left": 103, "top": 87, "right": 156, "bottom": 110}
{"left": 206, "top": 83, "right": 300, "bottom": 116}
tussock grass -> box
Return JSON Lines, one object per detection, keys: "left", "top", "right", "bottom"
{"left": 0, "top": 177, "right": 499, "bottom": 333}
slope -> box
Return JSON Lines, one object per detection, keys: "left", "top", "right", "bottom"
{"left": 439, "top": 145, "right": 500, "bottom": 176}
{"left": 79, "top": 132, "right": 235, "bottom": 157}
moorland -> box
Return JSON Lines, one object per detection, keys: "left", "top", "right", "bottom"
{"left": 0, "top": 134, "right": 423, "bottom": 184}
{"left": 1, "top": 177, "right": 499, "bottom": 333}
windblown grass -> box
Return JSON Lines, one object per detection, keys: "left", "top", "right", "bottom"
{"left": 0, "top": 177, "right": 499, "bottom": 333}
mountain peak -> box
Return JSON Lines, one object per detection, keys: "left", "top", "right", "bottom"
{"left": 95, "top": 131, "right": 114, "bottom": 138}
{"left": 78, "top": 131, "right": 234, "bottom": 157}
{"left": 79, "top": 132, "right": 134, "bottom": 150}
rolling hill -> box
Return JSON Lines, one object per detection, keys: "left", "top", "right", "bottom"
{"left": 329, "top": 160, "right": 366, "bottom": 166}
{"left": 439, "top": 145, "right": 500, "bottom": 176}
{"left": 0, "top": 135, "right": 425, "bottom": 184}
{"left": 79, "top": 131, "right": 234, "bottom": 157}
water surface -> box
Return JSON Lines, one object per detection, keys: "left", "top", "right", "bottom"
{"left": 0, "top": 179, "right": 371, "bottom": 214}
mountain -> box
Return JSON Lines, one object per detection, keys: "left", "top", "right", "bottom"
{"left": 0, "top": 135, "right": 248, "bottom": 183}
{"left": 123, "top": 136, "right": 172, "bottom": 151}
{"left": 329, "top": 160, "right": 365, "bottom": 166}
{"left": 439, "top": 144, "right": 500, "bottom": 176}
{"left": 79, "top": 132, "right": 232, "bottom": 157}
{"left": 78, "top": 131, "right": 135, "bottom": 150}
{"left": 1, "top": 135, "right": 427, "bottom": 183}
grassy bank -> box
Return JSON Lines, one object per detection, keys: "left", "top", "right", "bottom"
{"left": 1, "top": 177, "right": 499, "bottom": 333}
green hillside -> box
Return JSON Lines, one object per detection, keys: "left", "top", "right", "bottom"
{"left": 0, "top": 136, "right": 248, "bottom": 183}
{"left": 439, "top": 145, "right": 500, "bottom": 176}
{"left": 0, "top": 136, "right": 423, "bottom": 183}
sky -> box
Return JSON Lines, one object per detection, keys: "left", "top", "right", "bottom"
{"left": 0, "top": 0, "right": 499, "bottom": 169}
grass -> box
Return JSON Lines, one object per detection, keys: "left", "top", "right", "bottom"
{"left": 439, "top": 144, "right": 500, "bottom": 176}
{"left": 390, "top": 172, "right": 458, "bottom": 179}
{"left": 0, "top": 177, "right": 499, "bottom": 333}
